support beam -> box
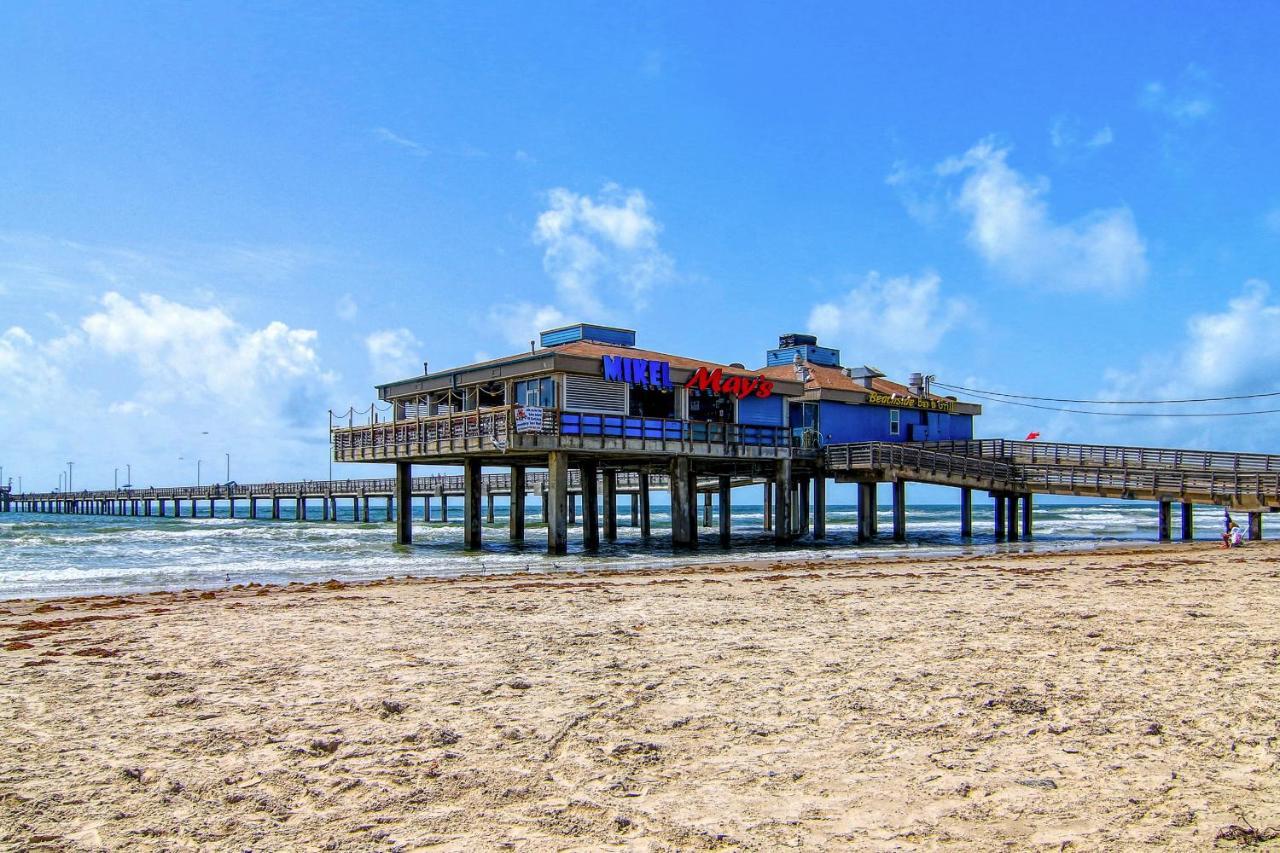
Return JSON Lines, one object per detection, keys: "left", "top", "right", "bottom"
{"left": 629, "top": 492, "right": 639, "bottom": 527}
{"left": 439, "top": 495, "right": 448, "bottom": 524}
{"left": 892, "top": 480, "right": 907, "bottom": 542}
{"left": 994, "top": 494, "right": 1006, "bottom": 542}
{"left": 638, "top": 474, "right": 651, "bottom": 539}
{"left": 773, "top": 459, "right": 791, "bottom": 544}
{"left": 813, "top": 475, "right": 826, "bottom": 540}
{"left": 718, "top": 475, "right": 732, "bottom": 548}
{"left": 702, "top": 490, "right": 713, "bottom": 528}
{"left": 1158, "top": 500, "right": 1172, "bottom": 541}
{"left": 603, "top": 469, "right": 617, "bottom": 542}
{"left": 486, "top": 491, "right": 495, "bottom": 525}
{"left": 1249, "top": 511, "right": 1263, "bottom": 541}
{"left": 867, "top": 483, "right": 879, "bottom": 535}
{"left": 568, "top": 491, "right": 576, "bottom": 526}
{"left": 248, "top": 497, "right": 257, "bottom": 519}
{"left": 272, "top": 497, "right": 280, "bottom": 520}
{"left": 1181, "top": 502, "right": 1194, "bottom": 541}
{"left": 1021, "top": 493, "right": 1033, "bottom": 538}
{"left": 856, "top": 482, "right": 873, "bottom": 542}
{"left": 362, "top": 494, "right": 370, "bottom": 523}
{"left": 763, "top": 481, "right": 773, "bottom": 531}
{"left": 509, "top": 465, "right": 526, "bottom": 541}
{"left": 296, "top": 497, "right": 305, "bottom": 522}
{"left": 960, "top": 487, "right": 972, "bottom": 538}
{"left": 547, "top": 452, "right": 568, "bottom": 555}
{"left": 581, "top": 461, "right": 600, "bottom": 551}
{"left": 396, "top": 462, "right": 413, "bottom": 546}
{"left": 670, "top": 457, "right": 694, "bottom": 548}
{"left": 463, "top": 459, "right": 482, "bottom": 550}
{"left": 423, "top": 495, "right": 431, "bottom": 522}
{"left": 1006, "top": 494, "right": 1019, "bottom": 542}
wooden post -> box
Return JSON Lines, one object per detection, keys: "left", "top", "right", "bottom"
{"left": 603, "top": 469, "right": 617, "bottom": 542}
{"left": 773, "top": 459, "right": 791, "bottom": 544}
{"left": 994, "top": 494, "right": 1006, "bottom": 542}
{"left": 813, "top": 475, "right": 826, "bottom": 540}
{"left": 629, "top": 492, "right": 639, "bottom": 527}
{"left": 670, "top": 457, "right": 693, "bottom": 548}
{"left": 464, "top": 459, "right": 482, "bottom": 550}
{"left": 271, "top": 497, "right": 280, "bottom": 520}
{"left": 547, "top": 452, "right": 568, "bottom": 555}
{"left": 702, "top": 490, "right": 713, "bottom": 528}
{"left": 423, "top": 494, "right": 431, "bottom": 522}
{"left": 486, "top": 490, "right": 495, "bottom": 525}
{"left": 568, "top": 491, "right": 577, "bottom": 526}
{"left": 581, "top": 461, "right": 600, "bottom": 550}
{"left": 159, "top": 498, "right": 167, "bottom": 517}
{"left": 387, "top": 496, "right": 394, "bottom": 523}
{"left": 228, "top": 497, "right": 236, "bottom": 519}
{"left": 1158, "top": 500, "right": 1172, "bottom": 541}
{"left": 248, "top": 497, "right": 256, "bottom": 519}
{"left": 1021, "top": 493, "right": 1033, "bottom": 538}
{"left": 892, "top": 480, "right": 907, "bottom": 542}
{"left": 396, "top": 462, "right": 413, "bottom": 546}
{"left": 439, "top": 494, "right": 448, "bottom": 524}
{"left": 798, "top": 478, "right": 810, "bottom": 535}
{"left": 639, "top": 474, "right": 651, "bottom": 538}
{"left": 510, "top": 465, "right": 526, "bottom": 541}
{"left": 296, "top": 497, "right": 305, "bottom": 521}
{"left": 362, "top": 494, "right": 370, "bottom": 523}
{"left": 718, "top": 475, "right": 732, "bottom": 547}
{"left": 1006, "top": 494, "right": 1019, "bottom": 541}
{"left": 1248, "top": 511, "right": 1263, "bottom": 541}
{"left": 1180, "top": 502, "right": 1194, "bottom": 540}
{"left": 868, "top": 483, "right": 879, "bottom": 535}
{"left": 960, "top": 487, "right": 972, "bottom": 538}
{"left": 763, "top": 480, "right": 773, "bottom": 531}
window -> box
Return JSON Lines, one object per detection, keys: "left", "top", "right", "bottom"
{"left": 889, "top": 409, "right": 901, "bottom": 436}
{"left": 687, "top": 387, "right": 735, "bottom": 423}
{"left": 629, "top": 386, "right": 677, "bottom": 418}
{"left": 514, "top": 377, "right": 557, "bottom": 408}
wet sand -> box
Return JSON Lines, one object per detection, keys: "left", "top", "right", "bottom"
{"left": 3, "top": 542, "right": 1279, "bottom": 850}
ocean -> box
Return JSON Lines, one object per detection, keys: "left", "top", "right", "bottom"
{"left": 0, "top": 501, "right": 1239, "bottom": 600}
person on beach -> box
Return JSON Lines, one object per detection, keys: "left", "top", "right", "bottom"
{"left": 1222, "top": 510, "right": 1241, "bottom": 548}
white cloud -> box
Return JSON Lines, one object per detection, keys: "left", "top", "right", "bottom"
{"left": 808, "top": 271, "right": 968, "bottom": 366}
{"left": 532, "top": 184, "right": 674, "bottom": 318}
{"left": 336, "top": 293, "right": 358, "bottom": 321}
{"left": 1265, "top": 207, "right": 1280, "bottom": 236}
{"left": 489, "top": 302, "right": 569, "bottom": 349}
{"left": 364, "top": 328, "right": 423, "bottom": 379}
{"left": 371, "top": 127, "right": 430, "bottom": 157}
{"left": 81, "top": 292, "right": 329, "bottom": 405}
{"left": 936, "top": 139, "right": 1147, "bottom": 294}
{"left": 1050, "top": 116, "right": 1114, "bottom": 152}
{"left": 1141, "top": 66, "right": 1214, "bottom": 123}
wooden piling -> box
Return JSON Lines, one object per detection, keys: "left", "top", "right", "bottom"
{"left": 581, "top": 461, "right": 600, "bottom": 550}
{"left": 396, "top": 462, "right": 413, "bottom": 546}
{"left": 1158, "top": 500, "right": 1172, "bottom": 541}
{"left": 1180, "top": 502, "right": 1194, "bottom": 540}
{"left": 463, "top": 459, "right": 482, "bottom": 550}
{"left": 892, "top": 480, "right": 906, "bottom": 542}
{"left": 509, "top": 465, "right": 526, "bottom": 541}
{"left": 546, "top": 451, "right": 568, "bottom": 555}
{"left": 603, "top": 469, "right": 617, "bottom": 542}
{"left": 959, "top": 487, "right": 972, "bottom": 537}
{"left": 813, "top": 475, "right": 826, "bottom": 540}
{"left": 763, "top": 480, "right": 773, "bottom": 531}
{"left": 718, "top": 475, "right": 732, "bottom": 548}
{"left": 994, "top": 494, "right": 1006, "bottom": 542}
{"left": 1021, "top": 493, "right": 1033, "bottom": 538}
{"left": 670, "top": 457, "right": 693, "bottom": 548}
{"left": 638, "top": 474, "right": 651, "bottom": 539}
{"left": 1006, "top": 494, "right": 1019, "bottom": 541}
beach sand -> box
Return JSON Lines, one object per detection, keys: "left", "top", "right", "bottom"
{"left": 2, "top": 542, "right": 1279, "bottom": 850}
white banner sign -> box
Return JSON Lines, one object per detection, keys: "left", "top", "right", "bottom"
{"left": 514, "top": 405, "right": 544, "bottom": 434}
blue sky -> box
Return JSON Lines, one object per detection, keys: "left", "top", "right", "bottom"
{"left": 3, "top": 2, "right": 1280, "bottom": 494}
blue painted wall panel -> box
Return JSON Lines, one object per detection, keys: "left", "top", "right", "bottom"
{"left": 540, "top": 324, "right": 636, "bottom": 348}
{"left": 738, "top": 394, "right": 785, "bottom": 426}
{"left": 818, "top": 402, "right": 975, "bottom": 443}
{"left": 765, "top": 345, "right": 841, "bottom": 367}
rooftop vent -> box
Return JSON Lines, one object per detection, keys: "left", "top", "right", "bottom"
{"left": 778, "top": 332, "right": 818, "bottom": 348}
{"left": 847, "top": 365, "right": 885, "bottom": 390}
{"left": 539, "top": 323, "right": 636, "bottom": 349}
{"left": 766, "top": 333, "right": 840, "bottom": 368}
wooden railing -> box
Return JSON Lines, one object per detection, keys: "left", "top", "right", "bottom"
{"left": 825, "top": 442, "right": 1022, "bottom": 487}
{"left": 923, "top": 439, "right": 1280, "bottom": 473}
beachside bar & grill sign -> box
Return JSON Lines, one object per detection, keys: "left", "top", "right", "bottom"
{"left": 865, "top": 391, "right": 957, "bottom": 413}
{"left": 601, "top": 355, "right": 775, "bottom": 399}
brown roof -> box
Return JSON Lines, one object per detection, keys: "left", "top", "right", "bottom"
{"left": 757, "top": 363, "right": 960, "bottom": 401}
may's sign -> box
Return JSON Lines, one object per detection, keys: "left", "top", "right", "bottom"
{"left": 685, "top": 367, "right": 774, "bottom": 399}
{"left": 602, "top": 356, "right": 673, "bottom": 388}
{"left": 866, "top": 392, "right": 957, "bottom": 413}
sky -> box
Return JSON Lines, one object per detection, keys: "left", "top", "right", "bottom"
{"left": 3, "top": 1, "right": 1280, "bottom": 496}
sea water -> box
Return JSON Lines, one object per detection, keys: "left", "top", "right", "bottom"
{"left": 0, "top": 502, "right": 1240, "bottom": 599}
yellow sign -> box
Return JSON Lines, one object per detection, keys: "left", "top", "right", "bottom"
{"left": 866, "top": 391, "right": 957, "bottom": 413}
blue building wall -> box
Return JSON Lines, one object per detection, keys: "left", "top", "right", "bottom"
{"left": 738, "top": 394, "right": 785, "bottom": 426}
{"left": 765, "top": 345, "right": 841, "bottom": 367}
{"left": 817, "top": 401, "right": 973, "bottom": 443}
{"left": 540, "top": 324, "right": 636, "bottom": 348}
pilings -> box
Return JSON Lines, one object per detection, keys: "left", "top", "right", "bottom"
{"left": 773, "top": 459, "right": 791, "bottom": 543}
{"left": 813, "top": 475, "right": 826, "bottom": 540}
{"left": 1249, "top": 511, "right": 1263, "bottom": 541}
{"left": 960, "top": 487, "right": 972, "bottom": 538}
{"left": 857, "top": 482, "right": 875, "bottom": 542}
{"left": 396, "top": 462, "right": 413, "bottom": 546}
{"left": 762, "top": 481, "right": 773, "bottom": 532}
{"left": 1181, "top": 502, "right": 1194, "bottom": 541}
{"left": 702, "top": 491, "right": 713, "bottom": 528}
{"left": 1006, "top": 494, "right": 1020, "bottom": 541}
{"left": 994, "top": 495, "right": 1006, "bottom": 542}
{"left": 546, "top": 451, "right": 568, "bottom": 555}
{"left": 1021, "top": 493, "right": 1033, "bottom": 538}
{"left": 509, "top": 465, "right": 526, "bottom": 541}
{"left": 581, "top": 461, "right": 600, "bottom": 551}
{"left": 1158, "top": 500, "right": 1172, "bottom": 542}
{"left": 892, "top": 480, "right": 907, "bottom": 542}
{"left": 463, "top": 459, "right": 482, "bottom": 550}
{"left": 638, "top": 473, "right": 651, "bottom": 539}
{"left": 602, "top": 469, "right": 617, "bottom": 543}
{"left": 718, "top": 475, "right": 732, "bottom": 548}
{"left": 670, "top": 457, "right": 694, "bottom": 548}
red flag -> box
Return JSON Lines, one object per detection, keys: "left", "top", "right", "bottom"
{"left": 1025, "top": 431, "right": 1041, "bottom": 440}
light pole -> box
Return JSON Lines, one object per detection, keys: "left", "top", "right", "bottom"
{"left": 114, "top": 468, "right": 119, "bottom": 489}
{"left": 197, "top": 459, "right": 202, "bottom": 488}
{"left": 58, "top": 472, "right": 64, "bottom": 493}
{"left": 126, "top": 463, "right": 131, "bottom": 488}
{"left": 67, "top": 461, "right": 74, "bottom": 493}
{"left": 225, "top": 452, "right": 230, "bottom": 485}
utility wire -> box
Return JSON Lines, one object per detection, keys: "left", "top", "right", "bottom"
{"left": 952, "top": 388, "right": 1280, "bottom": 417}
{"left": 932, "top": 380, "right": 1280, "bottom": 405}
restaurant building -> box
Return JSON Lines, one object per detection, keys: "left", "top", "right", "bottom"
{"left": 331, "top": 323, "right": 980, "bottom": 552}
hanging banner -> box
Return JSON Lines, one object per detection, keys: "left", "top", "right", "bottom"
{"left": 514, "top": 405, "right": 545, "bottom": 433}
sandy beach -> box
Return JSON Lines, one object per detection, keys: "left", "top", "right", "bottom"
{"left": 3, "top": 543, "right": 1280, "bottom": 850}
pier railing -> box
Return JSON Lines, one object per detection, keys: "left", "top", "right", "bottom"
{"left": 331, "top": 405, "right": 795, "bottom": 462}
{"left": 923, "top": 439, "right": 1280, "bottom": 473}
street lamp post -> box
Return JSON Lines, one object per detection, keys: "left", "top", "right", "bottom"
{"left": 225, "top": 453, "right": 230, "bottom": 484}
{"left": 67, "top": 461, "right": 74, "bottom": 493}
{"left": 126, "top": 463, "right": 131, "bottom": 488}
{"left": 197, "top": 459, "right": 202, "bottom": 488}
{"left": 115, "top": 468, "right": 119, "bottom": 490}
